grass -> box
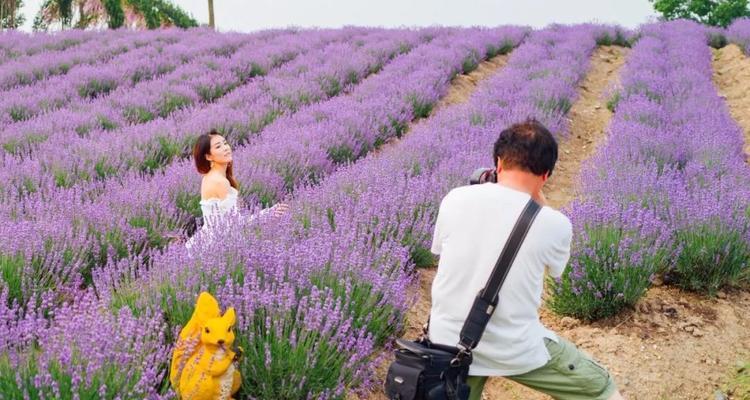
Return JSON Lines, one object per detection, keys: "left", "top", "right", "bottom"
{"left": 721, "top": 361, "right": 750, "bottom": 399}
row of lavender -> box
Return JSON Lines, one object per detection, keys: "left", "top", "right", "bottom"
{"left": 0, "top": 27, "right": 435, "bottom": 308}
{"left": 2, "top": 28, "right": 431, "bottom": 199}
{"left": 0, "top": 30, "right": 350, "bottom": 168}
{"left": 547, "top": 20, "right": 750, "bottom": 321}
{"left": 0, "top": 30, "right": 123, "bottom": 90}
{"left": 727, "top": 17, "right": 750, "bottom": 54}
{"left": 0, "top": 29, "right": 98, "bottom": 63}
{"left": 0, "top": 25, "right": 537, "bottom": 398}
{"left": 85, "top": 25, "right": 609, "bottom": 399}
{"left": 0, "top": 29, "right": 250, "bottom": 132}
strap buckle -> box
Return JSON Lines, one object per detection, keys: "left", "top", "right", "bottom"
{"left": 450, "top": 343, "right": 472, "bottom": 367}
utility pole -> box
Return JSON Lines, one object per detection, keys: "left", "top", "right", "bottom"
{"left": 208, "top": 0, "right": 214, "bottom": 29}
{"left": 1, "top": 0, "right": 6, "bottom": 29}
{"left": 9, "top": 0, "right": 15, "bottom": 28}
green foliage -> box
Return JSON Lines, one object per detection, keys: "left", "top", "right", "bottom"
{"left": 2, "top": 133, "right": 48, "bottom": 156}
{"left": 140, "top": 136, "right": 181, "bottom": 173}
{"left": 77, "top": 78, "right": 118, "bottom": 99}
{"left": 671, "top": 223, "right": 750, "bottom": 295}
{"left": 230, "top": 272, "right": 396, "bottom": 399}
{"left": 310, "top": 272, "right": 399, "bottom": 346}
{"left": 595, "top": 29, "right": 632, "bottom": 47}
{"left": 156, "top": 92, "right": 193, "bottom": 118}
{"left": 104, "top": 0, "right": 125, "bottom": 28}
{"left": 318, "top": 75, "right": 341, "bottom": 97}
{"left": 536, "top": 96, "right": 572, "bottom": 115}
{"left": 470, "top": 112, "right": 485, "bottom": 126}
{"left": 197, "top": 81, "right": 238, "bottom": 102}
{"left": 708, "top": 31, "right": 729, "bottom": 48}
{"left": 125, "top": 0, "right": 198, "bottom": 29}
{"left": 547, "top": 225, "right": 666, "bottom": 321}
{"left": 0, "top": 0, "right": 25, "bottom": 28}
{"left": 486, "top": 39, "right": 515, "bottom": 58}
{"left": 97, "top": 115, "right": 119, "bottom": 131}
{"left": 407, "top": 94, "right": 434, "bottom": 119}
{"left": 0, "top": 245, "right": 78, "bottom": 307}
{"left": 327, "top": 144, "right": 355, "bottom": 165}
{"left": 0, "top": 347, "right": 153, "bottom": 399}
{"left": 123, "top": 106, "right": 154, "bottom": 124}
{"left": 0, "top": 253, "right": 25, "bottom": 306}
{"left": 606, "top": 91, "right": 622, "bottom": 112}
{"left": 244, "top": 182, "right": 277, "bottom": 209}
{"left": 53, "top": 168, "right": 73, "bottom": 188}
{"left": 94, "top": 158, "right": 117, "bottom": 180}
{"left": 723, "top": 362, "right": 750, "bottom": 399}
{"left": 651, "top": 0, "right": 750, "bottom": 27}
{"left": 247, "top": 109, "right": 282, "bottom": 136}
{"left": 58, "top": 0, "right": 73, "bottom": 26}
{"left": 129, "top": 215, "right": 169, "bottom": 249}
{"left": 461, "top": 54, "right": 479, "bottom": 74}
{"left": 8, "top": 105, "right": 32, "bottom": 123}
{"left": 233, "top": 62, "right": 266, "bottom": 82}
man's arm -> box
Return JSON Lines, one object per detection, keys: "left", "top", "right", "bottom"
{"left": 546, "top": 214, "right": 573, "bottom": 278}
{"left": 430, "top": 195, "right": 451, "bottom": 255}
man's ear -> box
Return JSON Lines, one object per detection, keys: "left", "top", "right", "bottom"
{"left": 541, "top": 171, "right": 550, "bottom": 183}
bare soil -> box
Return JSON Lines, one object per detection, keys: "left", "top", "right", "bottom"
{"left": 712, "top": 44, "right": 750, "bottom": 162}
{"left": 543, "top": 45, "right": 627, "bottom": 209}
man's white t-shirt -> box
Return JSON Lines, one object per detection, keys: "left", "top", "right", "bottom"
{"left": 429, "top": 183, "right": 573, "bottom": 376}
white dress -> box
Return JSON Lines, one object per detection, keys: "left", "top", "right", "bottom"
{"left": 199, "top": 186, "right": 241, "bottom": 228}
{"left": 184, "top": 187, "right": 241, "bottom": 253}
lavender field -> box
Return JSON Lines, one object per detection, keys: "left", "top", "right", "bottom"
{"left": 0, "top": 19, "right": 749, "bottom": 399}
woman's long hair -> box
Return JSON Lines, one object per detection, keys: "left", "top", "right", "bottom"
{"left": 192, "top": 130, "right": 239, "bottom": 189}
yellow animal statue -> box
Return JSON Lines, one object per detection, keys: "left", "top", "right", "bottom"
{"left": 170, "top": 292, "right": 242, "bottom": 400}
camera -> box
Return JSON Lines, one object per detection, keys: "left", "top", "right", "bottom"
{"left": 469, "top": 168, "right": 497, "bottom": 185}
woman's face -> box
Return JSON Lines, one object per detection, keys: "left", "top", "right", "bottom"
{"left": 206, "top": 135, "right": 232, "bottom": 165}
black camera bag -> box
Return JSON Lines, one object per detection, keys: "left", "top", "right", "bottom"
{"left": 385, "top": 199, "right": 541, "bottom": 400}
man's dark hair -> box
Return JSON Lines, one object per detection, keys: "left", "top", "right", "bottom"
{"left": 493, "top": 118, "right": 558, "bottom": 177}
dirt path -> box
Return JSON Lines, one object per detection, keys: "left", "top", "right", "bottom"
{"left": 712, "top": 44, "right": 750, "bottom": 161}
{"left": 373, "top": 54, "right": 511, "bottom": 155}
{"left": 543, "top": 45, "right": 628, "bottom": 209}
{"left": 478, "top": 44, "right": 631, "bottom": 400}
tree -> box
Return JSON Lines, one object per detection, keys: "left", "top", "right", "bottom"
{"left": 1, "top": 0, "right": 26, "bottom": 29}
{"left": 207, "top": 0, "right": 214, "bottom": 29}
{"left": 651, "top": 0, "right": 750, "bottom": 27}
{"left": 33, "top": 0, "right": 197, "bottom": 31}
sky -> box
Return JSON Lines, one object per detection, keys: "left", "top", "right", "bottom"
{"left": 19, "top": 0, "right": 660, "bottom": 32}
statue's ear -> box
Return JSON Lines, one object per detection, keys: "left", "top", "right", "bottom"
{"left": 195, "top": 292, "right": 221, "bottom": 319}
{"left": 223, "top": 307, "right": 236, "bottom": 326}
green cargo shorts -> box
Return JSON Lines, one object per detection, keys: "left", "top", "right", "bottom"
{"left": 467, "top": 338, "right": 617, "bottom": 400}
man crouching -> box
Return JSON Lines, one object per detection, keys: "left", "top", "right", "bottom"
{"left": 428, "top": 119, "right": 624, "bottom": 400}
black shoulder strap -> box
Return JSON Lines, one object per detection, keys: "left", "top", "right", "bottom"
{"left": 457, "top": 198, "right": 541, "bottom": 351}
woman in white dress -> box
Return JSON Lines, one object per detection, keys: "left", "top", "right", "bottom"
{"left": 185, "top": 130, "right": 287, "bottom": 252}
